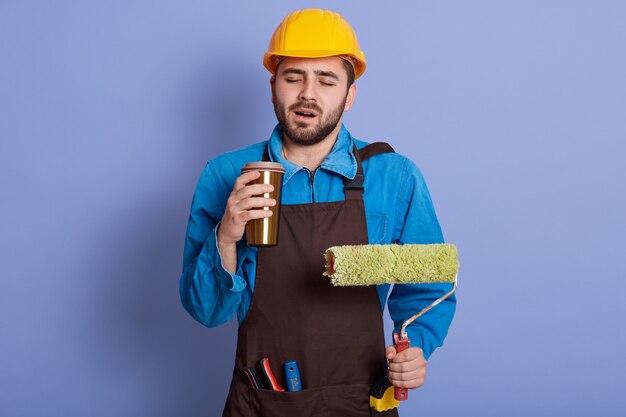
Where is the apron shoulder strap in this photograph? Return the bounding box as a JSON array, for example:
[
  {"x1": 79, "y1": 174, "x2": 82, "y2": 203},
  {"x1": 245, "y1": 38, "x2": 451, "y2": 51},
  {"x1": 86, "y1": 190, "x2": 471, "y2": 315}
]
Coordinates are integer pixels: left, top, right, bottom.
[
  {"x1": 262, "y1": 145, "x2": 270, "y2": 162},
  {"x1": 344, "y1": 142, "x2": 395, "y2": 200},
  {"x1": 358, "y1": 142, "x2": 395, "y2": 161}
]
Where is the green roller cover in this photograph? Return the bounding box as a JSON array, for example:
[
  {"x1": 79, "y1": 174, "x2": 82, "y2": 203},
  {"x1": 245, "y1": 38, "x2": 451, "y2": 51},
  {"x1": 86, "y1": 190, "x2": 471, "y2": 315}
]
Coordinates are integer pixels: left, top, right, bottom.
[{"x1": 323, "y1": 244, "x2": 459, "y2": 286}]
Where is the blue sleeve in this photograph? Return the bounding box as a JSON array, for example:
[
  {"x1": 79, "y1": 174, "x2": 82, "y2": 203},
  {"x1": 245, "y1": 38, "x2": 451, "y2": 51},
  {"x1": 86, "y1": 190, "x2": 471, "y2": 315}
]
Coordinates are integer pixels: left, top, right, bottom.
[
  {"x1": 179, "y1": 161, "x2": 249, "y2": 327},
  {"x1": 387, "y1": 159, "x2": 457, "y2": 359}
]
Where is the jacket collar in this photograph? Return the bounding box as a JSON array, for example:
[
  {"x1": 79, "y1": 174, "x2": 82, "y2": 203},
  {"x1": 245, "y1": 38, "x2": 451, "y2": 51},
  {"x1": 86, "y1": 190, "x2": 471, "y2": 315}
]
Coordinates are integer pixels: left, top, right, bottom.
[{"x1": 267, "y1": 124, "x2": 358, "y2": 183}]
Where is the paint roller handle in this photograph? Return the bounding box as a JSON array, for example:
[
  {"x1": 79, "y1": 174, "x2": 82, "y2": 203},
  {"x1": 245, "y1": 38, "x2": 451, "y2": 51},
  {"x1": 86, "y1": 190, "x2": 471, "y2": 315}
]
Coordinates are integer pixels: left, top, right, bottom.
[{"x1": 393, "y1": 332, "x2": 411, "y2": 401}]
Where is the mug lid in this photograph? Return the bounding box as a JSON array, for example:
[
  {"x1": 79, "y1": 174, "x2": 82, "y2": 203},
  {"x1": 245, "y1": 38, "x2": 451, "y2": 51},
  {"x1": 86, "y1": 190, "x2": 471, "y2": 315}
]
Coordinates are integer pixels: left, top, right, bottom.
[{"x1": 241, "y1": 161, "x2": 285, "y2": 174}]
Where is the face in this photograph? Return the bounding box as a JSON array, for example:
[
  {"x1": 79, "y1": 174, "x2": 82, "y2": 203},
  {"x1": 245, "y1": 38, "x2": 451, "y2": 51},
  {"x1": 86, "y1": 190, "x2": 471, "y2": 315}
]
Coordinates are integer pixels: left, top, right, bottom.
[{"x1": 271, "y1": 57, "x2": 356, "y2": 146}]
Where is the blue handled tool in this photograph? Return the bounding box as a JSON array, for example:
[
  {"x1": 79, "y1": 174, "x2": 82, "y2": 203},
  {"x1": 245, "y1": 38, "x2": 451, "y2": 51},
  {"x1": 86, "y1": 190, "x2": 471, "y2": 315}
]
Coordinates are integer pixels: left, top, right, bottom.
[{"x1": 283, "y1": 361, "x2": 302, "y2": 391}]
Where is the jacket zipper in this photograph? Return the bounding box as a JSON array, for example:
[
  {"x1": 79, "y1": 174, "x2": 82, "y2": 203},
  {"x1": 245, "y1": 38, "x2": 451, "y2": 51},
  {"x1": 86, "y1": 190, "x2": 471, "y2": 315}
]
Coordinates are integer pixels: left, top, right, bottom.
[{"x1": 304, "y1": 167, "x2": 318, "y2": 202}]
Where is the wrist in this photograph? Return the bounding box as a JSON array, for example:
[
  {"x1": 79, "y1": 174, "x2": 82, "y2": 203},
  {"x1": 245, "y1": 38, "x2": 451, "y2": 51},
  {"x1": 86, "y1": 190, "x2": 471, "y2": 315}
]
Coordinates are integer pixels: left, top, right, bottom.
[
  {"x1": 216, "y1": 223, "x2": 237, "y2": 247},
  {"x1": 218, "y1": 240, "x2": 237, "y2": 253},
  {"x1": 216, "y1": 236, "x2": 238, "y2": 276},
  {"x1": 217, "y1": 236, "x2": 237, "y2": 252}
]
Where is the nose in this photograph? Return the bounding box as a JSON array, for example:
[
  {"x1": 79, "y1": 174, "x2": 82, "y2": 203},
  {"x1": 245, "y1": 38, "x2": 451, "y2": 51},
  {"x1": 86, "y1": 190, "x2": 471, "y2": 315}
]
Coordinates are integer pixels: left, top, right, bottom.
[{"x1": 298, "y1": 78, "x2": 316, "y2": 102}]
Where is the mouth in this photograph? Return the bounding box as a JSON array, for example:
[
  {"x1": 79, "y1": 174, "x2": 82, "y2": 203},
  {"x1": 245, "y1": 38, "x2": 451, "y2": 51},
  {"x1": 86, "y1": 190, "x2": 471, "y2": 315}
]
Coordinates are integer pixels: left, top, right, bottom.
[{"x1": 292, "y1": 108, "x2": 318, "y2": 120}]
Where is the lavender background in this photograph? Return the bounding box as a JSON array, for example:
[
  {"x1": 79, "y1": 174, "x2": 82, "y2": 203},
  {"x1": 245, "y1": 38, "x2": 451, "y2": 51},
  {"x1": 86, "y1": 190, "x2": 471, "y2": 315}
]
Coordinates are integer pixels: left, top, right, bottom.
[{"x1": 1, "y1": 1, "x2": 625, "y2": 416}]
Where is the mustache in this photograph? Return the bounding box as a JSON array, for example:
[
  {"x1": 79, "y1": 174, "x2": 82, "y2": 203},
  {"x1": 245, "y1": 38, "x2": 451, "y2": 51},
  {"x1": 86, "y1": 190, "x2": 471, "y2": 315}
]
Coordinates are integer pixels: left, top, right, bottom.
[{"x1": 288, "y1": 102, "x2": 322, "y2": 114}]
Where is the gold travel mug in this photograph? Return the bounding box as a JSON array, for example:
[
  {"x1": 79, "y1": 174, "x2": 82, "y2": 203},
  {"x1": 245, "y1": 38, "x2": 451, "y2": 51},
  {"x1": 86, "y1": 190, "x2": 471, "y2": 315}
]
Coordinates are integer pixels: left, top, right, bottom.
[{"x1": 241, "y1": 162, "x2": 285, "y2": 246}]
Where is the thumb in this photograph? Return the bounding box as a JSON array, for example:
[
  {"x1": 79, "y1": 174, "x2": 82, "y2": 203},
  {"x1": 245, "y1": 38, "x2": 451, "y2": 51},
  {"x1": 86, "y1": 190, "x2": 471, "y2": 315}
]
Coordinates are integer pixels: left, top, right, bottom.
[{"x1": 385, "y1": 345, "x2": 397, "y2": 360}]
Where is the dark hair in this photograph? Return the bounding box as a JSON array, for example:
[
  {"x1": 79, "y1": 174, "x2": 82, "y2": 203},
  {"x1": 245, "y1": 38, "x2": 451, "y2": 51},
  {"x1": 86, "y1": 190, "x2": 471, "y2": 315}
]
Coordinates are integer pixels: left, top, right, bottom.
[{"x1": 341, "y1": 58, "x2": 355, "y2": 88}]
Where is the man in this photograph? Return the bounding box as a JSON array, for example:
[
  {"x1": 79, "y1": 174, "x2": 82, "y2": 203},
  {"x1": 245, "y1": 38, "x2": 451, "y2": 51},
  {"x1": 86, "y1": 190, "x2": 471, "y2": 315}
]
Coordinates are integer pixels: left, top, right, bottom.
[{"x1": 180, "y1": 9, "x2": 455, "y2": 416}]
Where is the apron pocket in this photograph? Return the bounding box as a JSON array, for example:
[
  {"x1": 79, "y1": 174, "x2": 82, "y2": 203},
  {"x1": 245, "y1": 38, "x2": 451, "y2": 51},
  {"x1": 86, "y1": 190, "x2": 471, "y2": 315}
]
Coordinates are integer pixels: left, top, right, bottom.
[{"x1": 247, "y1": 383, "x2": 374, "y2": 417}]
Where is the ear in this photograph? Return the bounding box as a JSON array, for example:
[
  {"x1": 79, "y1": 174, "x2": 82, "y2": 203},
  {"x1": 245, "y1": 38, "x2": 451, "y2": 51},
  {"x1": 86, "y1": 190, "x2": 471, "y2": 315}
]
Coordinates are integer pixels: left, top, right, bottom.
[
  {"x1": 270, "y1": 76, "x2": 276, "y2": 104},
  {"x1": 343, "y1": 83, "x2": 357, "y2": 112}
]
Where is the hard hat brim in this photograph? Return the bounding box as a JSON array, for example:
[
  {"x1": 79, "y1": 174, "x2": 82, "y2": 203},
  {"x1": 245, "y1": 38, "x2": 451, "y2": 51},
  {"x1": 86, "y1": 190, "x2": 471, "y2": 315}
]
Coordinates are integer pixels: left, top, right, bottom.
[{"x1": 264, "y1": 51, "x2": 366, "y2": 79}]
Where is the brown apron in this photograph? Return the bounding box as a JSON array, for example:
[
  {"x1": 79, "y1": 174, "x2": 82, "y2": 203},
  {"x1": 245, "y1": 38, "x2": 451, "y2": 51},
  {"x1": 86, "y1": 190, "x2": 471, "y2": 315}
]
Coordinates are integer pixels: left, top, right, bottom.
[{"x1": 223, "y1": 143, "x2": 399, "y2": 417}]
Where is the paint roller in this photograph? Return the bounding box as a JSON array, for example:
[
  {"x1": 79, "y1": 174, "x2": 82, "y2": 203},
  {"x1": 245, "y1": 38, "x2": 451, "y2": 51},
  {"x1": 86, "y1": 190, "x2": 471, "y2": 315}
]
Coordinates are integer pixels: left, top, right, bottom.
[{"x1": 323, "y1": 243, "x2": 458, "y2": 409}]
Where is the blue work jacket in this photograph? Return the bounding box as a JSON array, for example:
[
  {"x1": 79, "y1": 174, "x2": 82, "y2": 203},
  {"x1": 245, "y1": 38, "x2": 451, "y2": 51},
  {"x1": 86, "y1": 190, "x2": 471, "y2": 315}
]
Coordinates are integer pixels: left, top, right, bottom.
[{"x1": 180, "y1": 124, "x2": 456, "y2": 359}]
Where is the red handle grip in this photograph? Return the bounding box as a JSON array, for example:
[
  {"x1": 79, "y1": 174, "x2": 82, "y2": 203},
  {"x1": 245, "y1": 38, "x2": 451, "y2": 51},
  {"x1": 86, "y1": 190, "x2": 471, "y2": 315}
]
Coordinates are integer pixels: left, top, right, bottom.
[{"x1": 393, "y1": 333, "x2": 410, "y2": 401}]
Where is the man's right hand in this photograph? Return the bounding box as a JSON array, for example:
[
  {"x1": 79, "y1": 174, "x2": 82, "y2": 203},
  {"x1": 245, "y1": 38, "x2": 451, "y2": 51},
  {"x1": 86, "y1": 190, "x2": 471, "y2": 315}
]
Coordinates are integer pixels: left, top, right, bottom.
[{"x1": 217, "y1": 171, "x2": 276, "y2": 273}]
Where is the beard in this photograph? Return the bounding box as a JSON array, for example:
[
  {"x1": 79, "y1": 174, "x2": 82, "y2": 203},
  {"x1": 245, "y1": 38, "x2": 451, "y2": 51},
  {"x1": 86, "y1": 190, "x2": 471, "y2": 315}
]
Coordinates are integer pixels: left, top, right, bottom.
[{"x1": 273, "y1": 97, "x2": 345, "y2": 146}]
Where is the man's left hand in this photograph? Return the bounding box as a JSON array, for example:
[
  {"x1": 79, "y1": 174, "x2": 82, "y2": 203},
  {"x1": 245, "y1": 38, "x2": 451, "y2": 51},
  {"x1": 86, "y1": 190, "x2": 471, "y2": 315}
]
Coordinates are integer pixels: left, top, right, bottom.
[{"x1": 386, "y1": 345, "x2": 427, "y2": 389}]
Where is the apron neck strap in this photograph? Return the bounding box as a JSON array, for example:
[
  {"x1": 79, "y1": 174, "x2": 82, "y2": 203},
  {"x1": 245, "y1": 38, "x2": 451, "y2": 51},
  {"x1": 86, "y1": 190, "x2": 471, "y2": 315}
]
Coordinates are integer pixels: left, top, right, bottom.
[
  {"x1": 343, "y1": 146, "x2": 365, "y2": 200},
  {"x1": 344, "y1": 142, "x2": 396, "y2": 200}
]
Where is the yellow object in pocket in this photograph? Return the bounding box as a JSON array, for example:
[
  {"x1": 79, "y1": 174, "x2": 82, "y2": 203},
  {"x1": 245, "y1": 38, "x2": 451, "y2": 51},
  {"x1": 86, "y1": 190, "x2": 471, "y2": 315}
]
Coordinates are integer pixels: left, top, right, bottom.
[{"x1": 369, "y1": 378, "x2": 400, "y2": 412}]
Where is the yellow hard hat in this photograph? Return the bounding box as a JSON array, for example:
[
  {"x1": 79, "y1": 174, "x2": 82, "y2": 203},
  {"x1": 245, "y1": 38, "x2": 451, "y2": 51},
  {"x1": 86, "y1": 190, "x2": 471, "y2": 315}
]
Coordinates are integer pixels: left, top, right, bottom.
[{"x1": 264, "y1": 9, "x2": 367, "y2": 79}]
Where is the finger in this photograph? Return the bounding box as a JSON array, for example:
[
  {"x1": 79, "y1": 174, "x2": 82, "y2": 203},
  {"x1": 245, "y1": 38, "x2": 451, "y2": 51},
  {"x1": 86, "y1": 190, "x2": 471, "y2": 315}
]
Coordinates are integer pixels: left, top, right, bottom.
[
  {"x1": 236, "y1": 197, "x2": 276, "y2": 211},
  {"x1": 385, "y1": 346, "x2": 396, "y2": 360},
  {"x1": 389, "y1": 352, "x2": 427, "y2": 367},
  {"x1": 388, "y1": 375, "x2": 425, "y2": 389},
  {"x1": 388, "y1": 359, "x2": 426, "y2": 373},
  {"x1": 389, "y1": 347, "x2": 424, "y2": 363},
  {"x1": 233, "y1": 171, "x2": 261, "y2": 192},
  {"x1": 235, "y1": 209, "x2": 273, "y2": 223},
  {"x1": 389, "y1": 366, "x2": 426, "y2": 380},
  {"x1": 233, "y1": 183, "x2": 275, "y2": 201},
  {"x1": 388, "y1": 368, "x2": 425, "y2": 382}
]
